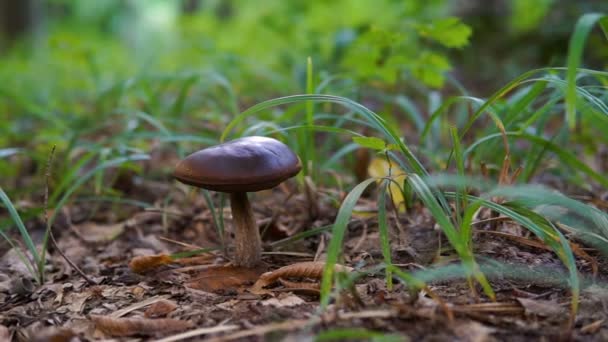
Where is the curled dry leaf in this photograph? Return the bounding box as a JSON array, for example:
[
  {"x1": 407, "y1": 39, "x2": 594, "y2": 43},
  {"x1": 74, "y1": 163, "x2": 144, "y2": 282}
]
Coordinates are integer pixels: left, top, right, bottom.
[
  {"x1": 516, "y1": 298, "x2": 565, "y2": 317},
  {"x1": 278, "y1": 278, "x2": 321, "y2": 295},
  {"x1": 251, "y1": 261, "x2": 352, "y2": 294},
  {"x1": 91, "y1": 315, "x2": 193, "y2": 337},
  {"x1": 186, "y1": 265, "x2": 265, "y2": 293},
  {"x1": 128, "y1": 254, "x2": 174, "y2": 274},
  {"x1": 279, "y1": 278, "x2": 320, "y2": 290}
]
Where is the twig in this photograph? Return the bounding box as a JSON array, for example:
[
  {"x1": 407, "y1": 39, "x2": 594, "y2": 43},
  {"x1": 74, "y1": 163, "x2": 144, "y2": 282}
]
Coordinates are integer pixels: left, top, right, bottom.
[
  {"x1": 44, "y1": 146, "x2": 97, "y2": 286},
  {"x1": 206, "y1": 309, "x2": 400, "y2": 342},
  {"x1": 111, "y1": 295, "x2": 171, "y2": 318},
  {"x1": 152, "y1": 324, "x2": 239, "y2": 342}
]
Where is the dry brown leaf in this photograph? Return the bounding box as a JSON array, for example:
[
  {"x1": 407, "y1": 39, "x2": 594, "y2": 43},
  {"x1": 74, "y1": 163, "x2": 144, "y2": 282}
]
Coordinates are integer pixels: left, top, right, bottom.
[
  {"x1": 73, "y1": 222, "x2": 124, "y2": 243},
  {"x1": 91, "y1": 315, "x2": 192, "y2": 337},
  {"x1": 516, "y1": 298, "x2": 565, "y2": 317},
  {"x1": 144, "y1": 299, "x2": 178, "y2": 318},
  {"x1": 452, "y1": 320, "x2": 495, "y2": 342},
  {"x1": 186, "y1": 265, "x2": 265, "y2": 293},
  {"x1": 251, "y1": 261, "x2": 352, "y2": 294},
  {"x1": 129, "y1": 254, "x2": 174, "y2": 274},
  {"x1": 580, "y1": 319, "x2": 605, "y2": 334},
  {"x1": 0, "y1": 325, "x2": 9, "y2": 341},
  {"x1": 29, "y1": 326, "x2": 76, "y2": 342},
  {"x1": 278, "y1": 278, "x2": 320, "y2": 291},
  {"x1": 174, "y1": 254, "x2": 216, "y2": 266},
  {"x1": 64, "y1": 290, "x2": 94, "y2": 313},
  {"x1": 261, "y1": 294, "x2": 306, "y2": 308}
]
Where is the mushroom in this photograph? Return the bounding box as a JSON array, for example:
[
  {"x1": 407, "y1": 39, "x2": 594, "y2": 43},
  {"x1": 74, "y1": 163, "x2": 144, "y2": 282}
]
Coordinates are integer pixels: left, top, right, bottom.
[{"x1": 173, "y1": 136, "x2": 301, "y2": 267}]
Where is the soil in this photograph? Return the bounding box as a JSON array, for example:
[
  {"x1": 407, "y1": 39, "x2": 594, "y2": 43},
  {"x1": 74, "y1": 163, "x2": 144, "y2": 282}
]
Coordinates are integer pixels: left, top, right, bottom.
[{"x1": 1, "y1": 166, "x2": 607, "y2": 341}]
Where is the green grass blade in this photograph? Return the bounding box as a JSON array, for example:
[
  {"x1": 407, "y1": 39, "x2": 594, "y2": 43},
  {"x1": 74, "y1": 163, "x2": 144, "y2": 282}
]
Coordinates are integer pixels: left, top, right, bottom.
[
  {"x1": 408, "y1": 174, "x2": 495, "y2": 299},
  {"x1": 0, "y1": 230, "x2": 38, "y2": 281},
  {"x1": 464, "y1": 131, "x2": 608, "y2": 188},
  {"x1": 320, "y1": 178, "x2": 377, "y2": 307},
  {"x1": 0, "y1": 188, "x2": 42, "y2": 282},
  {"x1": 316, "y1": 328, "x2": 402, "y2": 342},
  {"x1": 449, "y1": 126, "x2": 466, "y2": 226},
  {"x1": 306, "y1": 56, "x2": 317, "y2": 180},
  {"x1": 49, "y1": 154, "x2": 150, "y2": 227},
  {"x1": 566, "y1": 13, "x2": 607, "y2": 129}
]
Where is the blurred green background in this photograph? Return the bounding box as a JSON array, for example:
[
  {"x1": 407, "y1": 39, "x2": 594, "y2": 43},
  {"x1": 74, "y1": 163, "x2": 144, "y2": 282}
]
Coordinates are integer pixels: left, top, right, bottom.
[
  {"x1": 0, "y1": 0, "x2": 607, "y2": 183},
  {"x1": 2, "y1": 0, "x2": 606, "y2": 96}
]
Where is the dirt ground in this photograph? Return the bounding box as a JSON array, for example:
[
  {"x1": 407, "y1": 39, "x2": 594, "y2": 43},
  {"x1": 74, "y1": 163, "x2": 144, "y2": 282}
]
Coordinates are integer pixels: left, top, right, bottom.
[{"x1": 1, "y1": 171, "x2": 608, "y2": 341}]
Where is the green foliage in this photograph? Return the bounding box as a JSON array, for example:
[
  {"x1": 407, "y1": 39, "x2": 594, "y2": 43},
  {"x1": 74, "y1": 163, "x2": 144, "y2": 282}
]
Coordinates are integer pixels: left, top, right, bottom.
[
  {"x1": 341, "y1": 15, "x2": 470, "y2": 87},
  {"x1": 417, "y1": 17, "x2": 472, "y2": 48},
  {"x1": 510, "y1": 0, "x2": 555, "y2": 33}
]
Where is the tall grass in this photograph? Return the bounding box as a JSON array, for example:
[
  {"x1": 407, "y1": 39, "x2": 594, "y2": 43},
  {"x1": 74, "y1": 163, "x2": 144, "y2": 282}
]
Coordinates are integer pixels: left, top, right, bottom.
[{"x1": 218, "y1": 13, "x2": 607, "y2": 323}]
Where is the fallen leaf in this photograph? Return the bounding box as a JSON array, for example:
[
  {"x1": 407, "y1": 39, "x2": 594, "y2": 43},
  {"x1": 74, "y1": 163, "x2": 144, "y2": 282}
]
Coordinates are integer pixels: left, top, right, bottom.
[
  {"x1": 129, "y1": 254, "x2": 174, "y2": 274},
  {"x1": 452, "y1": 320, "x2": 495, "y2": 342},
  {"x1": 73, "y1": 222, "x2": 124, "y2": 243},
  {"x1": 1, "y1": 248, "x2": 34, "y2": 279},
  {"x1": 516, "y1": 298, "x2": 565, "y2": 317},
  {"x1": 64, "y1": 290, "x2": 94, "y2": 313},
  {"x1": 29, "y1": 326, "x2": 76, "y2": 342},
  {"x1": 368, "y1": 157, "x2": 407, "y2": 212},
  {"x1": 251, "y1": 261, "x2": 352, "y2": 294},
  {"x1": 261, "y1": 293, "x2": 306, "y2": 308},
  {"x1": 144, "y1": 299, "x2": 178, "y2": 318},
  {"x1": 91, "y1": 315, "x2": 192, "y2": 337},
  {"x1": 581, "y1": 319, "x2": 605, "y2": 334},
  {"x1": 279, "y1": 278, "x2": 320, "y2": 292},
  {"x1": 186, "y1": 265, "x2": 265, "y2": 293},
  {"x1": 216, "y1": 299, "x2": 240, "y2": 311},
  {"x1": 0, "y1": 325, "x2": 9, "y2": 341}
]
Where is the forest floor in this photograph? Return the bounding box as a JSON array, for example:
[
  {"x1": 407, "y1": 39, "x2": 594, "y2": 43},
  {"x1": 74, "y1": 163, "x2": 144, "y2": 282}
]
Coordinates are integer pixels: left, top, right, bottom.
[{"x1": 1, "y1": 165, "x2": 608, "y2": 342}]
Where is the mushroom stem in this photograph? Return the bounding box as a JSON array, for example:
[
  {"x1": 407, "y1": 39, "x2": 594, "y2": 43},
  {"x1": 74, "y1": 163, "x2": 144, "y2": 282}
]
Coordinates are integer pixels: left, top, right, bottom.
[{"x1": 229, "y1": 192, "x2": 262, "y2": 267}]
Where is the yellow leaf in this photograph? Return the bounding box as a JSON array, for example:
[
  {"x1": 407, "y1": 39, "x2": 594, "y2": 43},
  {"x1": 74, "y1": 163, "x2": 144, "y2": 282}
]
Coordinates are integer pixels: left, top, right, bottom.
[{"x1": 367, "y1": 157, "x2": 407, "y2": 212}]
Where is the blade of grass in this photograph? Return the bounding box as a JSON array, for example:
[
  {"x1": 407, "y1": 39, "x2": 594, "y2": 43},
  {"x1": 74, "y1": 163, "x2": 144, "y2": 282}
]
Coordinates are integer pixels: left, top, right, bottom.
[
  {"x1": 305, "y1": 56, "x2": 317, "y2": 180},
  {"x1": 449, "y1": 126, "x2": 466, "y2": 226},
  {"x1": 0, "y1": 229, "x2": 38, "y2": 283},
  {"x1": 0, "y1": 188, "x2": 42, "y2": 282},
  {"x1": 320, "y1": 178, "x2": 377, "y2": 307},
  {"x1": 566, "y1": 13, "x2": 607, "y2": 129},
  {"x1": 464, "y1": 131, "x2": 608, "y2": 188},
  {"x1": 408, "y1": 174, "x2": 495, "y2": 300},
  {"x1": 270, "y1": 224, "x2": 333, "y2": 249},
  {"x1": 48, "y1": 154, "x2": 150, "y2": 228}
]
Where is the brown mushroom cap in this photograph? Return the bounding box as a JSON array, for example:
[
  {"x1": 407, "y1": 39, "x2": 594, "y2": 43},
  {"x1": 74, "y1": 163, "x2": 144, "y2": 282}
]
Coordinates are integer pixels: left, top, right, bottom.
[{"x1": 173, "y1": 136, "x2": 302, "y2": 192}]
